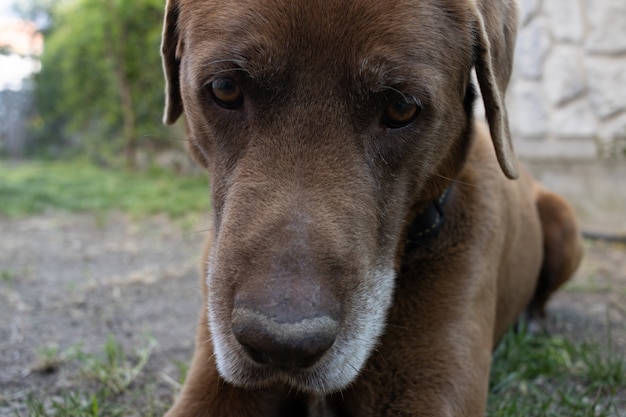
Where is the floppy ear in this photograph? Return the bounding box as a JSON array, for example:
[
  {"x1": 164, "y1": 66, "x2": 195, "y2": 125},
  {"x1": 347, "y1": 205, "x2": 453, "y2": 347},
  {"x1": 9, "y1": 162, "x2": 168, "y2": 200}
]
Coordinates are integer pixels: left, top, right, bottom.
[
  {"x1": 472, "y1": 0, "x2": 519, "y2": 179},
  {"x1": 161, "y1": 0, "x2": 183, "y2": 125}
]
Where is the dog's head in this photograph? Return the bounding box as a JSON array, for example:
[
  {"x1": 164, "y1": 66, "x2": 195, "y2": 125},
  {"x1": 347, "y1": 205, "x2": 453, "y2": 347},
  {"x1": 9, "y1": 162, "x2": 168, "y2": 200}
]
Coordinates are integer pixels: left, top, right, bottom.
[{"x1": 162, "y1": 0, "x2": 518, "y2": 394}]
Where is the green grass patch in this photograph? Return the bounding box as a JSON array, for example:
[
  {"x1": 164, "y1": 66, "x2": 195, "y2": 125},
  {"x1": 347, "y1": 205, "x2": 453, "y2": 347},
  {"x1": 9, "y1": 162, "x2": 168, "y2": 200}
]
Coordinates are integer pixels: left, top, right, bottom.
[
  {"x1": 75, "y1": 335, "x2": 157, "y2": 396},
  {"x1": 9, "y1": 329, "x2": 626, "y2": 416},
  {"x1": 17, "y1": 336, "x2": 161, "y2": 417},
  {"x1": 0, "y1": 269, "x2": 19, "y2": 283},
  {"x1": 0, "y1": 161, "x2": 209, "y2": 218},
  {"x1": 488, "y1": 325, "x2": 626, "y2": 416}
]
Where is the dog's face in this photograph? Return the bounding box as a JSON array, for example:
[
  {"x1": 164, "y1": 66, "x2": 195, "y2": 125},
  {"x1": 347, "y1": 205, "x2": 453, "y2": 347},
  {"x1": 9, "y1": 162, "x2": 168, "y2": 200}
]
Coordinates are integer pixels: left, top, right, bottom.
[{"x1": 162, "y1": 0, "x2": 518, "y2": 394}]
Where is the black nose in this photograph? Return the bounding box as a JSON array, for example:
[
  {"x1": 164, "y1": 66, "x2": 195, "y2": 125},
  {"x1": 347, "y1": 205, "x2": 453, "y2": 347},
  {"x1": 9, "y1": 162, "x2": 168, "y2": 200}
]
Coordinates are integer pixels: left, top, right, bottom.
[{"x1": 231, "y1": 308, "x2": 339, "y2": 368}]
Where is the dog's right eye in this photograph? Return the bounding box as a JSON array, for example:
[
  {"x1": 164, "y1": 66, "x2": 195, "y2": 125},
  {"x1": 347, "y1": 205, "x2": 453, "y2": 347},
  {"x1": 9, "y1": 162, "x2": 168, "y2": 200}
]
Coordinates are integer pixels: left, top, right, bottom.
[
  {"x1": 209, "y1": 78, "x2": 244, "y2": 109},
  {"x1": 382, "y1": 96, "x2": 421, "y2": 129}
]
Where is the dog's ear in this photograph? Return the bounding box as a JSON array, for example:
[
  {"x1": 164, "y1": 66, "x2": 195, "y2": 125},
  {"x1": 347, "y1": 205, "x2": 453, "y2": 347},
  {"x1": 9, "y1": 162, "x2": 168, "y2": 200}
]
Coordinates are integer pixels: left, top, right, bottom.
[
  {"x1": 161, "y1": 0, "x2": 183, "y2": 125},
  {"x1": 472, "y1": 0, "x2": 519, "y2": 179}
]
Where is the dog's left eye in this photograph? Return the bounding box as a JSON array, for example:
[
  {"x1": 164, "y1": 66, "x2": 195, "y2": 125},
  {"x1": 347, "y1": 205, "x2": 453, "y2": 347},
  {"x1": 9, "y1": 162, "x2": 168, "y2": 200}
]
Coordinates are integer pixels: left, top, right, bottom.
[
  {"x1": 209, "y1": 78, "x2": 244, "y2": 109},
  {"x1": 382, "y1": 97, "x2": 421, "y2": 129}
]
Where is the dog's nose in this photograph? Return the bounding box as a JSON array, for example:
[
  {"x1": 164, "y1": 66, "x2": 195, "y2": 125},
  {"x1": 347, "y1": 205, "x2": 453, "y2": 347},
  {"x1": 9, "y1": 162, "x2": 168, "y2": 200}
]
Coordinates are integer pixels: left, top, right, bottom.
[{"x1": 231, "y1": 307, "x2": 339, "y2": 368}]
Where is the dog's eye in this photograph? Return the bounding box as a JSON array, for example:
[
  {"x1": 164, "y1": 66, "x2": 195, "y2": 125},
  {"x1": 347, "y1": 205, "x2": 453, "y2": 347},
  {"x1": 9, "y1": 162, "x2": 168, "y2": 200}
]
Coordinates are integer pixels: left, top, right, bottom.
[
  {"x1": 210, "y1": 78, "x2": 244, "y2": 109},
  {"x1": 382, "y1": 97, "x2": 421, "y2": 128}
]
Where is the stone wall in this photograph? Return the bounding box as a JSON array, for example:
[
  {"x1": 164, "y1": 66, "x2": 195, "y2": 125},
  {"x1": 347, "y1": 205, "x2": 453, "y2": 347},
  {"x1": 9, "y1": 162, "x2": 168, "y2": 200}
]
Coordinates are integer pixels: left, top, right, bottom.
[{"x1": 508, "y1": 0, "x2": 626, "y2": 159}]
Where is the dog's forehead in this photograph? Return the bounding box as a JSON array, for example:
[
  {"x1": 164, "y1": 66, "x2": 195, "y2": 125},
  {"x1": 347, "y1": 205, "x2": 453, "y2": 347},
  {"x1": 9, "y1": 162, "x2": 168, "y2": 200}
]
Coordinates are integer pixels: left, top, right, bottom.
[{"x1": 178, "y1": 0, "x2": 475, "y2": 87}]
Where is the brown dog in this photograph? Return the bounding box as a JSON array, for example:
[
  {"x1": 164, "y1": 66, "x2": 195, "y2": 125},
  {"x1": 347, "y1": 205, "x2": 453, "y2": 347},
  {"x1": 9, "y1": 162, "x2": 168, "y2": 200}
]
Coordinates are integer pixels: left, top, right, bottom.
[{"x1": 161, "y1": 0, "x2": 583, "y2": 415}]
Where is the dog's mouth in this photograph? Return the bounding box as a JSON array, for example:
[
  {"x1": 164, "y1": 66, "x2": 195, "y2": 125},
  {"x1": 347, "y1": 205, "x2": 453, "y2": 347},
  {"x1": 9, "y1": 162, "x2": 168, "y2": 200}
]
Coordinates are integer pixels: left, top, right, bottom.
[
  {"x1": 219, "y1": 337, "x2": 356, "y2": 394},
  {"x1": 208, "y1": 265, "x2": 397, "y2": 394}
]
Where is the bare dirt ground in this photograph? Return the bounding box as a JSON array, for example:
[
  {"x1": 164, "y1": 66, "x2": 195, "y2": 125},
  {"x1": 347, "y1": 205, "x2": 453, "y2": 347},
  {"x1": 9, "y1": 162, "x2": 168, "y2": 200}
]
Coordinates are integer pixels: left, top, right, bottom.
[
  {"x1": 0, "y1": 161, "x2": 625, "y2": 416},
  {"x1": 0, "y1": 212, "x2": 208, "y2": 416}
]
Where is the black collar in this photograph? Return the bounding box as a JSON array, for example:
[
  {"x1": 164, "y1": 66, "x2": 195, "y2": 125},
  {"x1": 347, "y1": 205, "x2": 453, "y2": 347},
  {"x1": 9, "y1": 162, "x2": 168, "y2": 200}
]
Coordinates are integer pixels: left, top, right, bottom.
[{"x1": 405, "y1": 187, "x2": 451, "y2": 251}]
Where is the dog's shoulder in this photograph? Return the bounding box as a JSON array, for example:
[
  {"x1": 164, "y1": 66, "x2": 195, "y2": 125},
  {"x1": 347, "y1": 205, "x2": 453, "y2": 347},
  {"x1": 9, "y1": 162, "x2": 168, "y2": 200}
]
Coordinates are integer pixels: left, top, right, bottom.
[{"x1": 448, "y1": 121, "x2": 540, "y2": 242}]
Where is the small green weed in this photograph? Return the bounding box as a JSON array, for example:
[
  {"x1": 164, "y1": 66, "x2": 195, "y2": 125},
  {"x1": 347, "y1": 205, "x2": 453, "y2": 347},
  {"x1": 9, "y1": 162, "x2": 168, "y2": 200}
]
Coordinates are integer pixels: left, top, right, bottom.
[
  {"x1": 0, "y1": 270, "x2": 17, "y2": 283},
  {"x1": 75, "y1": 335, "x2": 157, "y2": 395},
  {"x1": 21, "y1": 390, "x2": 125, "y2": 417},
  {"x1": 32, "y1": 345, "x2": 64, "y2": 374},
  {"x1": 172, "y1": 359, "x2": 189, "y2": 386}
]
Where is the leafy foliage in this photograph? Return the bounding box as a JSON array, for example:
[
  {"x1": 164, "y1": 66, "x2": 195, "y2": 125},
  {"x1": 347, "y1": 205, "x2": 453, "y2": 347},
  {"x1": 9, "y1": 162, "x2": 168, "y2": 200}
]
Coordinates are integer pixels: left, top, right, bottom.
[{"x1": 32, "y1": 0, "x2": 171, "y2": 165}]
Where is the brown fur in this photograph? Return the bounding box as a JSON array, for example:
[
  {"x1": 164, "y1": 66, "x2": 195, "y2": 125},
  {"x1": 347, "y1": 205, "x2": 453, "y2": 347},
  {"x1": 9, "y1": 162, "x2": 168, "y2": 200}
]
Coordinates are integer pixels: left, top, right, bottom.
[{"x1": 160, "y1": 0, "x2": 583, "y2": 415}]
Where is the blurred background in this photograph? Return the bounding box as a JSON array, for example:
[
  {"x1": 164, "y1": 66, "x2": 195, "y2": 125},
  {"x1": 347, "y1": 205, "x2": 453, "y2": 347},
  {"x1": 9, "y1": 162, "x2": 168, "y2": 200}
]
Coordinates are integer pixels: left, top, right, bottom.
[
  {"x1": 0, "y1": 0, "x2": 625, "y2": 416},
  {"x1": 506, "y1": 0, "x2": 626, "y2": 237},
  {"x1": 0, "y1": 0, "x2": 190, "y2": 170},
  {"x1": 1, "y1": 0, "x2": 625, "y2": 229}
]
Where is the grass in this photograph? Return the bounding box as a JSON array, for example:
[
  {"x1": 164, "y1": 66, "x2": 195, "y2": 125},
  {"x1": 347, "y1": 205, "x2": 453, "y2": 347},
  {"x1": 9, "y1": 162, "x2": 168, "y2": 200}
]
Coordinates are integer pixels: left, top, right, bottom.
[
  {"x1": 31, "y1": 345, "x2": 64, "y2": 374},
  {"x1": 16, "y1": 336, "x2": 163, "y2": 417},
  {"x1": 487, "y1": 324, "x2": 626, "y2": 416},
  {"x1": 0, "y1": 269, "x2": 19, "y2": 283},
  {"x1": 10, "y1": 328, "x2": 624, "y2": 416},
  {"x1": 0, "y1": 160, "x2": 210, "y2": 218},
  {"x1": 74, "y1": 335, "x2": 157, "y2": 395}
]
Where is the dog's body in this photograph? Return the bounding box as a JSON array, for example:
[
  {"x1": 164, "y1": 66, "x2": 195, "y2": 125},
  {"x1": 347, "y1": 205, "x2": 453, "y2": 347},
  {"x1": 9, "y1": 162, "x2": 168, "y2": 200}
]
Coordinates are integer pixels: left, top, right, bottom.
[{"x1": 161, "y1": 0, "x2": 583, "y2": 415}]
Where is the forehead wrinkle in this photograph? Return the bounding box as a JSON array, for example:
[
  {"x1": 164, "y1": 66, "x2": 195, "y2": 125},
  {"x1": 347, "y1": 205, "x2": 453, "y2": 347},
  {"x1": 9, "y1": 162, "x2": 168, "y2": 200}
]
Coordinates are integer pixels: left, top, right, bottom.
[
  {"x1": 356, "y1": 56, "x2": 410, "y2": 94},
  {"x1": 353, "y1": 55, "x2": 440, "y2": 103},
  {"x1": 192, "y1": 41, "x2": 285, "y2": 84},
  {"x1": 237, "y1": 46, "x2": 285, "y2": 82}
]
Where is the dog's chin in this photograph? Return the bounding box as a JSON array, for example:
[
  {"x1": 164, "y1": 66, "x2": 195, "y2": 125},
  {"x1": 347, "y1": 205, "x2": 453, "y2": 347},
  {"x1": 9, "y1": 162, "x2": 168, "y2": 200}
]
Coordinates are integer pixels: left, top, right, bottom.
[
  {"x1": 208, "y1": 266, "x2": 396, "y2": 395},
  {"x1": 212, "y1": 341, "x2": 364, "y2": 394}
]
